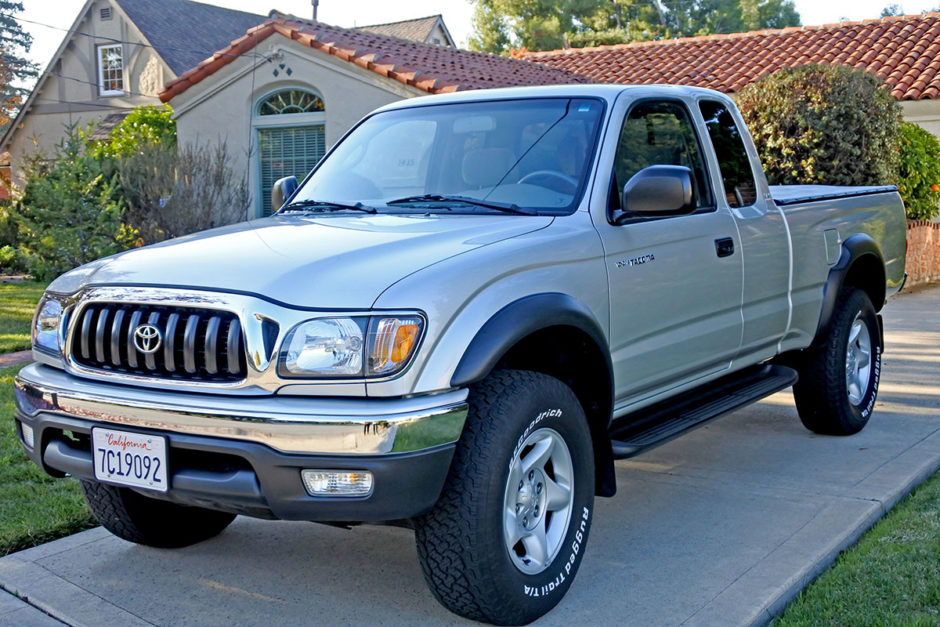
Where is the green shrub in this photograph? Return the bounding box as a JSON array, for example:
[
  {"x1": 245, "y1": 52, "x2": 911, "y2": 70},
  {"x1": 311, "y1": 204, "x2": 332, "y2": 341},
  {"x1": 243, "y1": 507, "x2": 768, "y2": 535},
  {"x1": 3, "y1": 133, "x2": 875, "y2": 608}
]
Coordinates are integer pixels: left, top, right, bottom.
[
  {"x1": 14, "y1": 126, "x2": 136, "y2": 281},
  {"x1": 118, "y1": 141, "x2": 249, "y2": 243},
  {"x1": 736, "y1": 65, "x2": 902, "y2": 187},
  {"x1": 0, "y1": 202, "x2": 27, "y2": 274},
  {"x1": 0, "y1": 202, "x2": 14, "y2": 243},
  {"x1": 897, "y1": 122, "x2": 940, "y2": 221},
  {"x1": 86, "y1": 103, "x2": 176, "y2": 161},
  {"x1": 0, "y1": 245, "x2": 23, "y2": 273}
]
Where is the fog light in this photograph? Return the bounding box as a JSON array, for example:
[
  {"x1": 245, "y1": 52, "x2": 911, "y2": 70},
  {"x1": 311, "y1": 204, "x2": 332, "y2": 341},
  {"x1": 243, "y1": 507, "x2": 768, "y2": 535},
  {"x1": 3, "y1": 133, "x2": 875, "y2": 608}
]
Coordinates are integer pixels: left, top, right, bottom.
[
  {"x1": 20, "y1": 422, "x2": 35, "y2": 448},
  {"x1": 301, "y1": 470, "x2": 374, "y2": 497}
]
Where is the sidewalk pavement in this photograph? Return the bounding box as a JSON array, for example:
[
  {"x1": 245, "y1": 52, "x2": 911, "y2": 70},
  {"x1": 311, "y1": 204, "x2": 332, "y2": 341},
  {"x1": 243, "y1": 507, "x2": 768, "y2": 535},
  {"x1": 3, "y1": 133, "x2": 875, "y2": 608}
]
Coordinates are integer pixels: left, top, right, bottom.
[
  {"x1": 0, "y1": 285, "x2": 938, "y2": 626},
  {"x1": 0, "y1": 351, "x2": 31, "y2": 369}
]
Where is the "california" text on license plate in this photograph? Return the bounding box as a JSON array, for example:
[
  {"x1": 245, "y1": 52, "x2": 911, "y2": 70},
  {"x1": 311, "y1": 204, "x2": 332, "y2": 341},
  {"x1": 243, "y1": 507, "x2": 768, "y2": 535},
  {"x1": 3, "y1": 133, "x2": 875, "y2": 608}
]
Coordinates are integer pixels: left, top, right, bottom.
[{"x1": 91, "y1": 428, "x2": 168, "y2": 492}]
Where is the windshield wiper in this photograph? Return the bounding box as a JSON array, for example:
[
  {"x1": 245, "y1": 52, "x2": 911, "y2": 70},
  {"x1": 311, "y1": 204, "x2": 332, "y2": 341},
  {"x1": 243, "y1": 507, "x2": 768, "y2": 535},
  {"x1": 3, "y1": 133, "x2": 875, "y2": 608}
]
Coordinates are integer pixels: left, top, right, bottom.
[
  {"x1": 281, "y1": 199, "x2": 377, "y2": 214},
  {"x1": 386, "y1": 194, "x2": 534, "y2": 215}
]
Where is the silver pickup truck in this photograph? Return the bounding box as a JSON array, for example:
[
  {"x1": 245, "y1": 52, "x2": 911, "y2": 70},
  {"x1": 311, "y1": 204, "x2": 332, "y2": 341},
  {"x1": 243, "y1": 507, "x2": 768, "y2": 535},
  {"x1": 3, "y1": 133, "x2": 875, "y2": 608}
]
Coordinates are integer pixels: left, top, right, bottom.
[{"x1": 15, "y1": 85, "x2": 906, "y2": 624}]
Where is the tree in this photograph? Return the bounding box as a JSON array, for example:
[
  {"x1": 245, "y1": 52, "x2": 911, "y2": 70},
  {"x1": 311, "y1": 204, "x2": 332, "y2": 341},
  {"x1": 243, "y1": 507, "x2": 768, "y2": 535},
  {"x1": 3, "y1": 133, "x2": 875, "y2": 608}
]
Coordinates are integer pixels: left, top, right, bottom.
[
  {"x1": 468, "y1": 0, "x2": 801, "y2": 53},
  {"x1": 880, "y1": 4, "x2": 903, "y2": 17},
  {"x1": 653, "y1": 0, "x2": 801, "y2": 38},
  {"x1": 0, "y1": 0, "x2": 38, "y2": 129},
  {"x1": 735, "y1": 65, "x2": 902, "y2": 188},
  {"x1": 14, "y1": 126, "x2": 136, "y2": 280}
]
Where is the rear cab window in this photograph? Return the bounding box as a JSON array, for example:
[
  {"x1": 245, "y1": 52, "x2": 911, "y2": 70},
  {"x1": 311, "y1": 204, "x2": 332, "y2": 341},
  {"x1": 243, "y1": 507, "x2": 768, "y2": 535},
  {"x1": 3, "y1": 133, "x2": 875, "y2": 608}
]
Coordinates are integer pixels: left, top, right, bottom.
[{"x1": 699, "y1": 100, "x2": 758, "y2": 208}]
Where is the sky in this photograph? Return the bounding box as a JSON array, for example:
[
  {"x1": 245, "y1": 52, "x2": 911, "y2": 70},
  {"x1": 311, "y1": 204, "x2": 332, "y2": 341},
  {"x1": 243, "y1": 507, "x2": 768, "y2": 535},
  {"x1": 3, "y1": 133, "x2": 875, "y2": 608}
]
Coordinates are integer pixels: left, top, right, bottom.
[{"x1": 13, "y1": 0, "x2": 940, "y2": 90}]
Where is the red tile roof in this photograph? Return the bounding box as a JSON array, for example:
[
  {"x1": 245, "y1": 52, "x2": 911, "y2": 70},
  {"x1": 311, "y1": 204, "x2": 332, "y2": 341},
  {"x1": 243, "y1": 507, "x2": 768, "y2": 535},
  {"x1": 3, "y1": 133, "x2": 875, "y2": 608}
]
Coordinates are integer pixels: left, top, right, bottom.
[
  {"x1": 521, "y1": 13, "x2": 940, "y2": 100},
  {"x1": 160, "y1": 17, "x2": 585, "y2": 102}
]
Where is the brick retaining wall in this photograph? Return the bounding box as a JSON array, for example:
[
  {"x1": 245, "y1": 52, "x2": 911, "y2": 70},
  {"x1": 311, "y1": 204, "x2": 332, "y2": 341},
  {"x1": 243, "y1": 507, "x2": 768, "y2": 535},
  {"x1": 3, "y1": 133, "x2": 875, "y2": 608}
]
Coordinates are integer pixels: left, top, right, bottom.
[{"x1": 906, "y1": 221, "x2": 940, "y2": 286}]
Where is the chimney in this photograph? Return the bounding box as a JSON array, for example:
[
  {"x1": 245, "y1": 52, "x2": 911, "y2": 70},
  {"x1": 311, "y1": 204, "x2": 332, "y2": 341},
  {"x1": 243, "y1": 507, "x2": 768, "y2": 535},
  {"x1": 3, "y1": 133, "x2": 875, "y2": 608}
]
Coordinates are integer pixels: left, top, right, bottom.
[{"x1": 312, "y1": 0, "x2": 319, "y2": 21}]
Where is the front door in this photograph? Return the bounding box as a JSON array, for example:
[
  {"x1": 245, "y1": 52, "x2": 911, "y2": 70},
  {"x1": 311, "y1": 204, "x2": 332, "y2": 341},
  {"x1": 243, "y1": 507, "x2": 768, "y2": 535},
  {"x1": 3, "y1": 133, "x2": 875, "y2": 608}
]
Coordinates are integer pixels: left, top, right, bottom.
[{"x1": 594, "y1": 99, "x2": 744, "y2": 406}]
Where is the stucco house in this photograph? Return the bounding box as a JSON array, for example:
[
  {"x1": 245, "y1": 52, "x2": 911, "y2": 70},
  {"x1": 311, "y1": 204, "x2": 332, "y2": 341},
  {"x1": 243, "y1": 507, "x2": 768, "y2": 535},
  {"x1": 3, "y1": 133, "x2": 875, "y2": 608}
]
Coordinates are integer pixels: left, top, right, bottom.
[
  {"x1": 0, "y1": 0, "x2": 268, "y2": 189},
  {"x1": 1, "y1": 1, "x2": 463, "y2": 199},
  {"x1": 521, "y1": 13, "x2": 940, "y2": 139},
  {"x1": 158, "y1": 16, "x2": 584, "y2": 216}
]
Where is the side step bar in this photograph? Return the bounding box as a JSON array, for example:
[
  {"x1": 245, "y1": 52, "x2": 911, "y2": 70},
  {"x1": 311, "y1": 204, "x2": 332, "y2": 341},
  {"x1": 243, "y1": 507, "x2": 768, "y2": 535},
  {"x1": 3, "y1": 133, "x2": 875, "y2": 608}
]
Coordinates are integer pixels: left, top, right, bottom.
[{"x1": 608, "y1": 364, "x2": 798, "y2": 460}]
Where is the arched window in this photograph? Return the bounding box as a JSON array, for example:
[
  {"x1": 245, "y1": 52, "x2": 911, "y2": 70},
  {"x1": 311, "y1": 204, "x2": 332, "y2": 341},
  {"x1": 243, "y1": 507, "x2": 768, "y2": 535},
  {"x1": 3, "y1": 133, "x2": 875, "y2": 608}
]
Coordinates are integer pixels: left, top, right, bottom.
[
  {"x1": 258, "y1": 89, "x2": 325, "y2": 116},
  {"x1": 254, "y1": 88, "x2": 326, "y2": 216}
]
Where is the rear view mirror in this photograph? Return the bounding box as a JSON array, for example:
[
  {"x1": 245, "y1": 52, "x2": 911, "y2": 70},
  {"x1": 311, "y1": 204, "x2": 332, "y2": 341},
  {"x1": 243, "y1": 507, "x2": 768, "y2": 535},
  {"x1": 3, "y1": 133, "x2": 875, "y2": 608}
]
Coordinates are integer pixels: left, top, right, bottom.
[
  {"x1": 271, "y1": 176, "x2": 299, "y2": 212},
  {"x1": 614, "y1": 165, "x2": 694, "y2": 224}
]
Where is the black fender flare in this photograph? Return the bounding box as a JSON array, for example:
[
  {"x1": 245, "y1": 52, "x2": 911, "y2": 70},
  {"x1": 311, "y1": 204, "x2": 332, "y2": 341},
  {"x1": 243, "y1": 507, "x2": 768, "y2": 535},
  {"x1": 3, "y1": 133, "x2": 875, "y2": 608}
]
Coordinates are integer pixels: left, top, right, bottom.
[
  {"x1": 451, "y1": 293, "x2": 611, "y2": 388},
  {"x1": 814, "y1": 233, "x2": 884, "y2": 346},
  {"x1": 450, "y1": 293, "x2": 617, "y2": 497}
]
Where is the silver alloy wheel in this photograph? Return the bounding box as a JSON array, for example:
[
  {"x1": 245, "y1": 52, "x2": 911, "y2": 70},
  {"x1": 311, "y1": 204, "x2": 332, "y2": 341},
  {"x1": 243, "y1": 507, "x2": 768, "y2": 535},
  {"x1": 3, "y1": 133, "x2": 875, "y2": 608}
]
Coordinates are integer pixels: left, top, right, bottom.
[
  {"x1": 503, "y1": 427, "x2": 574, "y2": 575},
  {"x1": 845, "y1": 312, "x2": 873, "y2": 406}
]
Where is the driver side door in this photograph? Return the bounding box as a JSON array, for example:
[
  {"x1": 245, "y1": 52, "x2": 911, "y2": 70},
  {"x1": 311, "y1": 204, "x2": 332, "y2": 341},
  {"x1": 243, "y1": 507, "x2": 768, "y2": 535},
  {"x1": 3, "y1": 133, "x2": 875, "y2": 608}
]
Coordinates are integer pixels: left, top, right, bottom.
[{"x1": 594, "y1": 98, "x2": 744, "y2": 406}]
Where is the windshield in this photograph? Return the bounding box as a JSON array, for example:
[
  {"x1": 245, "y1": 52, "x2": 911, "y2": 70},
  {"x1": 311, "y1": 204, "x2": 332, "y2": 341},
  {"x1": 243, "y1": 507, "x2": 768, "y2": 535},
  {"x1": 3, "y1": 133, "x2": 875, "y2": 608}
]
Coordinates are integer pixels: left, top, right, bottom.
[{"x1": 288, "y1": 98, "x2": 604, "y2": 216}]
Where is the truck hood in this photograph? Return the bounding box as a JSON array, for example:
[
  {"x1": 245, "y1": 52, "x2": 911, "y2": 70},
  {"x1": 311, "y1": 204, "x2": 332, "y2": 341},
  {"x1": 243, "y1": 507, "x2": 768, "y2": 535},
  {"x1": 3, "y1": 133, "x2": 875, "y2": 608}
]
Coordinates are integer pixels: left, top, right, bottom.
[{"x1": 49, "y1": 214, "x2": 553, "y2": 308}]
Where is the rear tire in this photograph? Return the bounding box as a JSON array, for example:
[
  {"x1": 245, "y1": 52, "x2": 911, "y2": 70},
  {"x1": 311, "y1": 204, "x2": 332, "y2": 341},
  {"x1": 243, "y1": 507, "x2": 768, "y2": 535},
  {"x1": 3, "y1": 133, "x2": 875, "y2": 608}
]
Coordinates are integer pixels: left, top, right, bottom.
[
  {"x1": 793, "y1": 288, "x2": 882, "y2": 435},
  {"x1": 81, "y1": 480, "x2": 236, "y2": 548},
  {"x1": 414, "y1": 370, "x2": 594, "y2": 625}
]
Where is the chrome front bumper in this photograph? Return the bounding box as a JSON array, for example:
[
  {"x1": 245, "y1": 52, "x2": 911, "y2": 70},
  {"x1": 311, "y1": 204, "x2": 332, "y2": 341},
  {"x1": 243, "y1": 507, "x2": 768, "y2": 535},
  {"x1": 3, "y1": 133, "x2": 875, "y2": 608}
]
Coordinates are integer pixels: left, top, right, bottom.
[{"x1": 14, "y1": 363, "x2": 468, "y2": 456}]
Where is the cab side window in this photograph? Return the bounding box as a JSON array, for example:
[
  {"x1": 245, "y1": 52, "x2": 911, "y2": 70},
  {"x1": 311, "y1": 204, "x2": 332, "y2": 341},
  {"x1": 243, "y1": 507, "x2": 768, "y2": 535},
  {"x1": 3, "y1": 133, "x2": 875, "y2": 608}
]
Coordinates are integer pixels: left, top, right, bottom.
[
  {"x1": 699, "y1": 100, "x2": 758, "y2": 207},
  {"x1": 611, "y1": 100, "x2": 712, "y2": 211}
]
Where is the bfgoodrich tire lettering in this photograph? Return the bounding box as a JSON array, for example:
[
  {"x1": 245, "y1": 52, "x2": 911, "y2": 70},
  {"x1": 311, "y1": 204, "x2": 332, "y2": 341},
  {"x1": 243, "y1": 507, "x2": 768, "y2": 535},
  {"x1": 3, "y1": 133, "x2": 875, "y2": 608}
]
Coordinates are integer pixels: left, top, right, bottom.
[
  {"x1": 793, "y1": 288, "x2": 883, "y2": 435},
  {"x1": 414, "y1": 370, "x2": 594, "y2": 625},
  {"x1": 81, "y1": 480, "x2": 236, "y2": 548}
]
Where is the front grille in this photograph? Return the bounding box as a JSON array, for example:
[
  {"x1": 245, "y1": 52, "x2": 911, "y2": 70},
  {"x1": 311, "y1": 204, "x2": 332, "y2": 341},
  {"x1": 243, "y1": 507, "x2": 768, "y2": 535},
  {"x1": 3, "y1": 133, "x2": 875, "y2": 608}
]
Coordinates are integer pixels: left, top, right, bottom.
[{"x1": 70, "y1": 304, "x2": 246, "y2": 382}]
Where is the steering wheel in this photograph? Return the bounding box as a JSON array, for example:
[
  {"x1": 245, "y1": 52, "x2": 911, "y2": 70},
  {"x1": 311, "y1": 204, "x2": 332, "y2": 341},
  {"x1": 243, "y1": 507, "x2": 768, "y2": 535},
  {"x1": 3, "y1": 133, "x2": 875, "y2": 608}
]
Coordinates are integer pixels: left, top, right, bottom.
[{"x1": 518, "y1": 170, "x2": 579, "y2": 194}]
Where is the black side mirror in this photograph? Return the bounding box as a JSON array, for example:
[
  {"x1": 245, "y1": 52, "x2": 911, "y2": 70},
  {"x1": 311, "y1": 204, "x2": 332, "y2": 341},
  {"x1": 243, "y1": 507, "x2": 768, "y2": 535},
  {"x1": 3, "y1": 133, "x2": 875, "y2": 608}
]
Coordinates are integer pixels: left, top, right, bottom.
[
  {"x1": 613, "y1": 165, "x2": 695, "y2": 225},
  {"x1": 271, "y1": 176, "x2": 299, "y2": 212}
]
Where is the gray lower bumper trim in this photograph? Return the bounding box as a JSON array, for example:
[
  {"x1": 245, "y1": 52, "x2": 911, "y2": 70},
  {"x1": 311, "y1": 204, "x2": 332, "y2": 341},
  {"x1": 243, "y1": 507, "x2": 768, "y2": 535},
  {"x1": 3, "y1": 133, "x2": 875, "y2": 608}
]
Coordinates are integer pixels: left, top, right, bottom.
[{"x1": 15, "y1": 364, "x2": 468, "y2": 456}]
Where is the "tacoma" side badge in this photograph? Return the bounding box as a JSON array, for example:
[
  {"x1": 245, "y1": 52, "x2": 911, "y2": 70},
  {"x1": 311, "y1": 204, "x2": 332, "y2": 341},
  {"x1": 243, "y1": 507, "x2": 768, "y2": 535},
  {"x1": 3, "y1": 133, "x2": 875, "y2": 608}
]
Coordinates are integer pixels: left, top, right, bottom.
[{"x1": 616, "y1": 253, "x2": 655, "y2": 268}]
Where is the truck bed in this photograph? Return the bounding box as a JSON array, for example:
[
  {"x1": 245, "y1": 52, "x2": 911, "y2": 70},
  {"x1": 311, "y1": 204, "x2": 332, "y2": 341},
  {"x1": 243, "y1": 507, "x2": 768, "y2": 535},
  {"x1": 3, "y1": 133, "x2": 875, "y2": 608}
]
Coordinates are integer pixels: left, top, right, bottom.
[{"x1": 770, "y1": 184, "x2": 899, "y2": 206}]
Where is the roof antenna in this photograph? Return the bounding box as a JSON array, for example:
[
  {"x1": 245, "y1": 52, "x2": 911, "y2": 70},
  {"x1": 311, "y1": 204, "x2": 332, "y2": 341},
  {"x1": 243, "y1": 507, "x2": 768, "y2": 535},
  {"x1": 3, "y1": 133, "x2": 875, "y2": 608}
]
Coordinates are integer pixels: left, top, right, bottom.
[{"x1": 312, "y1": 0, "x2": 319, "y2": 21}]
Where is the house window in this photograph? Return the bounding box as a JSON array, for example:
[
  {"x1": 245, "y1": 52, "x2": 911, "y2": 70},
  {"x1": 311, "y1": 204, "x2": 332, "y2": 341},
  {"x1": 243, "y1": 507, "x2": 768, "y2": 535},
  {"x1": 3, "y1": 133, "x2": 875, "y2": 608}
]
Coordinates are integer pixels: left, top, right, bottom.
[
  {"x1": 97, "y1": 45, "x2": 124, "y2": 96},
  {"x1": 254, "y1": 88, "x2": 326, "y2": 216},
  {"x1": 258, "y1": 89, "x2": 324, "y2": 115}
]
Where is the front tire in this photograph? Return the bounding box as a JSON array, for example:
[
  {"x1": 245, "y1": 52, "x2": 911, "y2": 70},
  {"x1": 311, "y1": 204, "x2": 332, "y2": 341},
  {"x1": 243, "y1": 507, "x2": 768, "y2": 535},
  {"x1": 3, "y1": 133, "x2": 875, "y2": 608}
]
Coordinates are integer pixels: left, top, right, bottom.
[
  {"x1": 793, "y1": 288, "x2": 882, "y2": 435},
  {"x1": 414, "y1": 370, "x2": 595, "y2": 625},
  {"x1": 81, "y1": 480, "x2": 236, "y2": 548}
]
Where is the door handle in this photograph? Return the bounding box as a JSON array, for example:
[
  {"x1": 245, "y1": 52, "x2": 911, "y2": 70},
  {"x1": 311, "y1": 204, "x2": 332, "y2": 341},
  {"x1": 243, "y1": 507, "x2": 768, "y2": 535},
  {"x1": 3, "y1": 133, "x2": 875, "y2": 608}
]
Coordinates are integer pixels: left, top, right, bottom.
[{"x1": 715, "y1": 237, "x2": 734, "y2": 258}]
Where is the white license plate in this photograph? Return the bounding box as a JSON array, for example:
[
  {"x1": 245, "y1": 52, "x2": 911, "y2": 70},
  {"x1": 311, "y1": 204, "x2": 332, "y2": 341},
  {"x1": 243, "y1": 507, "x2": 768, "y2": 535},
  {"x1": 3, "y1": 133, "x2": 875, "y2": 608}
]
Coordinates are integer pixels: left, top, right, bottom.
[{"x1": 92, "y1": 428, "x2": 168, "y2": 492}]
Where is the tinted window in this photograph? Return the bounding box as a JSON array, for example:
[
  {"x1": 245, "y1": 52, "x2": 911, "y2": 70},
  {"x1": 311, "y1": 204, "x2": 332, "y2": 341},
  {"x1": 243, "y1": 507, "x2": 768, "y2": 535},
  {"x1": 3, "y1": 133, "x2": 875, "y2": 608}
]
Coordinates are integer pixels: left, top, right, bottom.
[
  {"x1": 612, "y1": 100, "x2": 712, "y2": 210},
  {"x1": 296, "y1": 98, "x2": 604, "y2": 215},
  {"x1": 700, "y1": 100, "x2": 757, "y2": 207}
]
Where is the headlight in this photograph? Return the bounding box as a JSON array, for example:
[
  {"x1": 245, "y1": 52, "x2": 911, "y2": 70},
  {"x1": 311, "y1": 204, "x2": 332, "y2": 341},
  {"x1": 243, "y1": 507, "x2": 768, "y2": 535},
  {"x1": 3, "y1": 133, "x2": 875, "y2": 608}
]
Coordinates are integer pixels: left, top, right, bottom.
[
  {"x1": 32, "y1": 294, "x2": 66, "y2": 355},
  {"x1": 279, "y1": 314, "x2": 424, "y2": 378},
  {"x1": 282, "y1": 317, "x2": 365, "y2": 376}
]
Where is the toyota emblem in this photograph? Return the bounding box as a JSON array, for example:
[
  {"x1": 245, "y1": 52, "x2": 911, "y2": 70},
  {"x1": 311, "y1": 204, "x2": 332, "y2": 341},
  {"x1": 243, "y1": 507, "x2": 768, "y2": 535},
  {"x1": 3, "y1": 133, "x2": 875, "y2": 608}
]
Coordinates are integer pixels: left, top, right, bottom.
[{"x1": 133, "y1": 324, "x2": 163, "y2": 354}]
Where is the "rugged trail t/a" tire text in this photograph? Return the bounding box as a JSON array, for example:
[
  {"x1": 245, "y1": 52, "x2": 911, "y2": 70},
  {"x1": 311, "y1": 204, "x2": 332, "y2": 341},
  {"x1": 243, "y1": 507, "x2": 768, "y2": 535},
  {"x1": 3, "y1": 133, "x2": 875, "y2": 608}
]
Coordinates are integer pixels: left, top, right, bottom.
[
  {"x1": 793, "y1": 287, "x2": 883, "y2": 435},
  {"x1": 414, "y1": 370, "x2": 595, "y2": 625}
]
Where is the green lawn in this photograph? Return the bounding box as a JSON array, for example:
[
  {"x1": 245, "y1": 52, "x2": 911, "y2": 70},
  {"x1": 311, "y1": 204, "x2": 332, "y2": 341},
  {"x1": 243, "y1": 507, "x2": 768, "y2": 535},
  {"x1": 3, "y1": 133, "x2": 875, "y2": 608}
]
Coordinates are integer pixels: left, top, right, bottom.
[
  {"x1": 0, "y1": 281, "x2": 45, "y2": 354},
  {"x1": 776, "y1": 471, "x2": 940, "y2": 625},
  {"x1": 0, "y1": 365, "x2": 94, "y2": 556}
]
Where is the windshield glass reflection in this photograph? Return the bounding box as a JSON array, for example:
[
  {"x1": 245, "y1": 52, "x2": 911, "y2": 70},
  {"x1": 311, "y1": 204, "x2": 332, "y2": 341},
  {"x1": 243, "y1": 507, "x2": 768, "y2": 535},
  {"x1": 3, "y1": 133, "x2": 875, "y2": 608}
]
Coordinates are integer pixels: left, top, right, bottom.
[{"x1": 290, "y1": 98, "x2": 604, "y2": 216}]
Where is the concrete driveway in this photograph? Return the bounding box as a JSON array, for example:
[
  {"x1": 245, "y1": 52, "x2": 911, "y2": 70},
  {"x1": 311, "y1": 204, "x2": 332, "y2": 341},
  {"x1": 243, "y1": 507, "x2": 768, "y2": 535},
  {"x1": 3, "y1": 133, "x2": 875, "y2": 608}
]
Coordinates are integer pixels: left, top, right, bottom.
[{"x1": 2, "y1": 285, "x2": 938, "y2": 626}]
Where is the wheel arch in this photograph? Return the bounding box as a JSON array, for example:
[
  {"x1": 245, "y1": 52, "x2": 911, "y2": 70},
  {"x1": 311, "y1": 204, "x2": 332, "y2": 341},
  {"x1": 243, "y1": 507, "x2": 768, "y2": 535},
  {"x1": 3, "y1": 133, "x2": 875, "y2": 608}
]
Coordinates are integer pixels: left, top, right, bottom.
[
  {"x1": 814, "y1": 234, "x2": 886, "y2": 346},
  {"x1": 451, "y1": 293, "x2": 616, "y2": 497}
]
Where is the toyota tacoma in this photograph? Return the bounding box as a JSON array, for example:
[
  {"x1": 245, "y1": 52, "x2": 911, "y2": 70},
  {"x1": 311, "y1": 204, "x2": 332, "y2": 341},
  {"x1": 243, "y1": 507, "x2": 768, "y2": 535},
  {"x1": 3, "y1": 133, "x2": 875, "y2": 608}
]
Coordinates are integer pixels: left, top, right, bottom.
[{"x1": 15, "y1": 85, "x2": 906, "y2": 624}]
